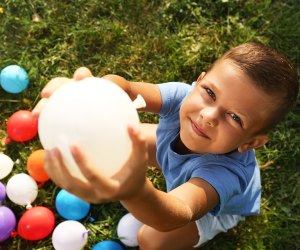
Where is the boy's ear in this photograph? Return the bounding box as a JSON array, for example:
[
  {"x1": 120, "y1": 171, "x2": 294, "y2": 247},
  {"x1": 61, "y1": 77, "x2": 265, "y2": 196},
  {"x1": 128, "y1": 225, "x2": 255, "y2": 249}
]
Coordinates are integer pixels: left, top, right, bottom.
[
  {"x1": 197, "y1": 72, "x2": 206, "y2": 82},
  {"x1": 238, "y1": 134, "x2": 269, "y2": 153}
]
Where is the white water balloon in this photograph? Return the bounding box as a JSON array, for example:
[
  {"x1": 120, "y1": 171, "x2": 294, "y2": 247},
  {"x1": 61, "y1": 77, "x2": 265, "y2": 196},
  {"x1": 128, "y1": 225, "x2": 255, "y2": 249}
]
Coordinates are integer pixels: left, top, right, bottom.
[
  {"x1": 6, "y1": 173, "x2": 38, "y2": 208},
  {"x1": 38, "y1": 77, "x2": 145, "y2": 181}
]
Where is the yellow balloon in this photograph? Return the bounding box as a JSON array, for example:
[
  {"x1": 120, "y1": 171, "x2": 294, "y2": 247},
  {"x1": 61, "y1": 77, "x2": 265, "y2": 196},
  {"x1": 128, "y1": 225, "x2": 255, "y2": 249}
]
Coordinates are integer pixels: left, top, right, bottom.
[{"x1": 38, "y1": 77, "x2": 145, "y2": 181}]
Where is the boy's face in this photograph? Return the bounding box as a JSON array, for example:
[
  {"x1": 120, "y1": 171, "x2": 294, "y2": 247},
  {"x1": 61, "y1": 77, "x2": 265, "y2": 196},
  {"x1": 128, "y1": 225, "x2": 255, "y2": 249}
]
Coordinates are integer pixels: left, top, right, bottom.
[{"x1": 179, "y1": 59, "x2": 271, "y2": 154}]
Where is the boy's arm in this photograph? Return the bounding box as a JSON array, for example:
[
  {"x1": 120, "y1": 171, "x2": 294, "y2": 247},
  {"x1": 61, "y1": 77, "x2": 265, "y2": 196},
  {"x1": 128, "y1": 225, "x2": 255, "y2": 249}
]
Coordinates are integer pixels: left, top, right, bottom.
[
  {"x1": 45, "y1": 122, "x2": 219, "y2": 232},
  {"x1": 33, "y1": 69, "x2": 162, "y2": 117},
  {"x1": 122, "y1": 177, "x2": 219, "y2": 232},
  {"x1": 102, "y1": 74, "x2": 162, "y2": 113}
]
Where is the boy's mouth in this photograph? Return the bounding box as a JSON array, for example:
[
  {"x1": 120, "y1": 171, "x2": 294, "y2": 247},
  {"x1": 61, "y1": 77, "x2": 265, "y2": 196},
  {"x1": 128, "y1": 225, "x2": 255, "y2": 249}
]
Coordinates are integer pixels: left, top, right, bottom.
[{"x1": 190, "y1": 120, "x2": 210, "y2": 139}]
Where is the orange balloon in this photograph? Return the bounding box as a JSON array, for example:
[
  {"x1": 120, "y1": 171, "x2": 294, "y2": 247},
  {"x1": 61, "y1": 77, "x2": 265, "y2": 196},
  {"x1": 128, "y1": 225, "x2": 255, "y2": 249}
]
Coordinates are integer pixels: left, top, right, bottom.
[{"x1": 27, "y1": 149, "x2": 49, "y2": 182}]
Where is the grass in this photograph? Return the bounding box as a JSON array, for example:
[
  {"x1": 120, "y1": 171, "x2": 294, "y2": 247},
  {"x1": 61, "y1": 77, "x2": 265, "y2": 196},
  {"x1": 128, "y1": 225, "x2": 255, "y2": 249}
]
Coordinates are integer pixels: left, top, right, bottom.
[{"x1": 0, "y1": 0, "x2": 299, "y2": 249}]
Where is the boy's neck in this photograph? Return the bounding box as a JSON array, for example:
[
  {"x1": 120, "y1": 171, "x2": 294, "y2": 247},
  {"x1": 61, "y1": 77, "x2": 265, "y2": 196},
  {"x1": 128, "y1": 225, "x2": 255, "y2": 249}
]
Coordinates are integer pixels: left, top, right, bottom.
[
  {"x1": 174, "y1": 135, "x2": 240, "y2": 156},
  {"x1": 174, "y1": 136, "x2": 192, "y2": 155}
]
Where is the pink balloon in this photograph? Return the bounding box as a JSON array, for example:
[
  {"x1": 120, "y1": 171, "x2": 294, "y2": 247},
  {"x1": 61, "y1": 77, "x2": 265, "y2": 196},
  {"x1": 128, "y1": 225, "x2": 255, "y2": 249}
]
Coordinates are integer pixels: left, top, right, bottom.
[
  {"x1": 7, "y1": 110, "x2": 38, "y2": 142},
  {"x1": 0, "y1": 206, "x2": 16, "y2": 242},
  {"x1": 17, "y1": 206, "x2": 55, "y2": 241}
]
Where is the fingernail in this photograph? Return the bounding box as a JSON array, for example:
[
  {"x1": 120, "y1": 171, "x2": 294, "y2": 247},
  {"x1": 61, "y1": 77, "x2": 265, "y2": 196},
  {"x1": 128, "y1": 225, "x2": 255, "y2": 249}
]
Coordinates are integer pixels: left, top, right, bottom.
[
  {"x1": 41, "y1": 89, "x2": 51, "y2": 98},
  {"x1": 70, "y1": 144, "x2": 78, "y2": 154},
  {"x1": 131, "y1": 124, "x2": 141, "y2": 136},
  {"x1": 31, "y1": 108, "x2": 37, "y2": 116}
]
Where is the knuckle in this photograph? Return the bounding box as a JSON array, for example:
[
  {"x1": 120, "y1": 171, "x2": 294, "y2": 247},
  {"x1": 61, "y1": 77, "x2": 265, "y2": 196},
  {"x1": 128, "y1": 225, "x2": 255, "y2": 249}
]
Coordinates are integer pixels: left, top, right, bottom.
[{"x1": 84, "y1": 171, "x2": 98, "y2": 182}]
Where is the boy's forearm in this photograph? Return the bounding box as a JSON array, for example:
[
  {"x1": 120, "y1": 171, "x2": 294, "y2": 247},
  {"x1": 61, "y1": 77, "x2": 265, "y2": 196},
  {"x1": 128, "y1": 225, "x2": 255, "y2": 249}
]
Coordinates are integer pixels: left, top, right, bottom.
[
  {"x1": 102, "y1": 74, "x2": 162, "y2": 113},
  {"x1": 121, "y1": 179, "x2": 194, "y2": 232}
]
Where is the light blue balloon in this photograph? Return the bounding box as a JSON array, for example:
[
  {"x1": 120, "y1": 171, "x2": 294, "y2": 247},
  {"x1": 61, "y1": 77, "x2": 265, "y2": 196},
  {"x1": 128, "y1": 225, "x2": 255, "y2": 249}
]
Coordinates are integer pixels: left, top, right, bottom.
[
  {"x1": 92, "y1": 240, "x2": 124, "y2": 250},
  {"x1": 55, "y1": 189, "x2": 90, "y2": 220},
  {"x1": 0, "y1": 65, "x2": 29, "y2": 93}
]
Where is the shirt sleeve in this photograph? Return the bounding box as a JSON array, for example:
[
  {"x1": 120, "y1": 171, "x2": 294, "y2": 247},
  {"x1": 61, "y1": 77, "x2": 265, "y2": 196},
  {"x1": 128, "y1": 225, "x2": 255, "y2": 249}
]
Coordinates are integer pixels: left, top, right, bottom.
[
  {"x1": 189, "y1": 153, "x2": 257, "y2": 215},
  {"x1": 157, "y1": 82, "x2": 192, "y2": 118}
]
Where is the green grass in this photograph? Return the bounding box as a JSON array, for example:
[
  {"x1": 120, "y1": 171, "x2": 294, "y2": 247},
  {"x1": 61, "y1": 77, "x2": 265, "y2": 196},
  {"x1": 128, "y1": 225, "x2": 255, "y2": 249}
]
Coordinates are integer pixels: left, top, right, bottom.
[{"x1": 0, "y1": 0, "x2": 299, "y2": 249}]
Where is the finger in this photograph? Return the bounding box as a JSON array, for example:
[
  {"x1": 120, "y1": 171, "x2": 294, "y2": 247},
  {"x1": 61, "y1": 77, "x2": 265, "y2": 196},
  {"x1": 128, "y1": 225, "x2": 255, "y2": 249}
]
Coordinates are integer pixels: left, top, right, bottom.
[
  {"x1": 44, "y1": 149, "x2": 98, "y2": 202},
  {"x1": 128, "y1": 124, "x2": 148, "y2": 159},
  {"x1": 123, "y1": 124, "x2": 149, "y2": 171},
  {"x1": 45, "y1": 148, "x2": 94, "y2": 196},
  {"x1": 41, "y1": 77, "x2": 70, "y2": 98},
  {"x1": 32, "y1": 98, "x2": 48, "y2": 117},
  {"x1": 73, "y1": 67, "x2": 93, "y2": 80},
  {"x1": 44, "y1": 148, "x2": 69, "y2": 188},
  {"x1": 69, "y1": 144, "x2": 97, "y2": 181}
]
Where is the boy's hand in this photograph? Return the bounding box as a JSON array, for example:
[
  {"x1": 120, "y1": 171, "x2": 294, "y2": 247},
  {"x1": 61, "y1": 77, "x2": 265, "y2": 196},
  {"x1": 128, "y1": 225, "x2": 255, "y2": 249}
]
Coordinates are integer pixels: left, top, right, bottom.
[
  {"x1": 44, "y1": 124, "x2": 148, "y2": 203},
  {"x1": 32, "y1": 67, "x2": 93, "y2": 117}
]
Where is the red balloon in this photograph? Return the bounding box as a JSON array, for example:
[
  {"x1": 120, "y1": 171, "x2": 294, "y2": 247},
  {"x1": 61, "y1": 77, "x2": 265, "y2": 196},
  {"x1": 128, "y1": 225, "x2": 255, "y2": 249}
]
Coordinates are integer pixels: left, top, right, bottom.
[
  {"x1": 17, "y1": 206, "x2": 55, "y2": 241},
  {"x1": 7, "y1": 110, "x2": 38, "y2": 142}
]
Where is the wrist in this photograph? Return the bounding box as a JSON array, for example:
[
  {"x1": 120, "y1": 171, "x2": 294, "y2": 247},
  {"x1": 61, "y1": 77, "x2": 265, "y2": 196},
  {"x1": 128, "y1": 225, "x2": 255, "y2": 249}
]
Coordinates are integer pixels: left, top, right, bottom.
[
  {"x1": 102, "y1": 74, "x2": 131, "y2": 96},
  {"x1": 120, "y1": 178, "x2": 153, "y2": 203}
]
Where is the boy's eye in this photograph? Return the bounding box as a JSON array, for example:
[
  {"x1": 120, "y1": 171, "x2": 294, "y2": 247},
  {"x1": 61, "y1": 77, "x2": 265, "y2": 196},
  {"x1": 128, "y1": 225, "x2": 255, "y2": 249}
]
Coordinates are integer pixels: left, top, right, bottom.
[
  {"x1": 205, "y1": 88, "x2": 216, "y2": 101},
  {"x1": 229, "y1": 113, "x2": 242, "y2": 126}
]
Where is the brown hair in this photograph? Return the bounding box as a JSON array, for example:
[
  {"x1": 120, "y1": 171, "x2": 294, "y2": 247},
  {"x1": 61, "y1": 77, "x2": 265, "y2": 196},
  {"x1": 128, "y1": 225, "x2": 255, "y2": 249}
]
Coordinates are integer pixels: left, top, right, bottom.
[{"x1": 215, "y1": 42, "x2": 299, "y2": 133}]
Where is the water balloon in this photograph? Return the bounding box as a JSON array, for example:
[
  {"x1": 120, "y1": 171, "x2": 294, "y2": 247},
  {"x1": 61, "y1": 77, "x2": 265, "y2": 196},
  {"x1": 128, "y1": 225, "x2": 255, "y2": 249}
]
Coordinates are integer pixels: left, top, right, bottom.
[
  {"x1": 0, "y1": 153, "x2": 14, "y2": 179},
  {"x1": 38, "y1": 77, "x2": 145, "y2": 181},
  {"x1": 27, "y1": 149, "x2": 49, "y2": 182},
  {"x1": 52, "y1": 220, "x2": 89, "y2": 250},
  {"x1": 92, "y1": 240, "x2": 124, "y2": 250},
  {"x1": 0, "y1": 206, "x2": 16, "y2": 242},
  {"x1": 7, "y1": 110, "x2": 38, "y2": 142},
  {"x1": 117, "y1": 213, "x2": 143, "y2": 247},
  {"x1": 6, "y1": 173, "x2": 38, "y2": 208},
  {"x1": 17, "y1": 206, "x2": 55, "y2": 240},
  {"x1": 55, "y1": 189, "x2": 90, "y2": 220},
  {"x1": 0, "y1": 181, "x2": 6, "y2": 202},
  {"x1": 0, "y1": 65, "x2": 29, "y2": 94}
]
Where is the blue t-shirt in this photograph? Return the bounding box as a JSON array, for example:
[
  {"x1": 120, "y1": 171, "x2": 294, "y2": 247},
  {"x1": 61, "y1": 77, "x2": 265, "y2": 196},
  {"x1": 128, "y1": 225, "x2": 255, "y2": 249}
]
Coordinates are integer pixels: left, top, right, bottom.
[{"x1": 156, "y1": 82, "x2": 261, "y2": 216}]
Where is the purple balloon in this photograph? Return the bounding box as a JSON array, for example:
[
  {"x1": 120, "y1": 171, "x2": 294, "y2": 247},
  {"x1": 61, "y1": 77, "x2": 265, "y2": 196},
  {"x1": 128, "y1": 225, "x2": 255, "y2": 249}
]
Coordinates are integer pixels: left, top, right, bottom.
[
  {"x1": 0, "y1": 182, "x2": 6, "y2": 202},
  {"x1": 0, "y1": 206, "x2": 16, "y2": 242}
]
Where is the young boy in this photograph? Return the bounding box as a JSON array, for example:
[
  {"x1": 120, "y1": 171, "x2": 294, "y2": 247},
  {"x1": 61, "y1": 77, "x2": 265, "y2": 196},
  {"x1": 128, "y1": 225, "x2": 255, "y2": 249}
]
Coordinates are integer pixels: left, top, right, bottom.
[{"x1": 33, "y1": 42, "x2": 299, "y2": 249}]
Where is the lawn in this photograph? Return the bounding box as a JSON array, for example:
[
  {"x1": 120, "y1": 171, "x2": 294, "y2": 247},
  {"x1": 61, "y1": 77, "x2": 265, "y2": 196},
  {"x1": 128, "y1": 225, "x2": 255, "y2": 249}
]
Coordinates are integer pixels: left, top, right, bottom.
[{"x1": 0, "y1": 0, "x2": 299, "y2": 249}]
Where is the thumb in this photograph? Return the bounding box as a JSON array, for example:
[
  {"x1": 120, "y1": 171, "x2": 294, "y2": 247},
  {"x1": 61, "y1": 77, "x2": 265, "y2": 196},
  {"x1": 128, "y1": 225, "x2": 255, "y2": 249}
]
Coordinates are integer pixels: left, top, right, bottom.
[
  {"x1": 128, "y1": 124, "x2": 148, "y2": 161},
  {"x1": 73, "y1": 67, "x2": 93, "y2": 80}
]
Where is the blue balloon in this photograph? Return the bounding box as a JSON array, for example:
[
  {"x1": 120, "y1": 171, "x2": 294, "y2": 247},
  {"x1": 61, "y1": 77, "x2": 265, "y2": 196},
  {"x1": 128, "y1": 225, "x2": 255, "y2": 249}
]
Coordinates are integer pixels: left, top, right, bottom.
[
  {"x1": 55, "y1": 189, "x2": 90, "y2": 220},
  {"x1": 92, "y1": 240, "x2": 124, "y2": 250},
  {"x1": 0, "y1": 65, "x2": 29, "y2": 93}
]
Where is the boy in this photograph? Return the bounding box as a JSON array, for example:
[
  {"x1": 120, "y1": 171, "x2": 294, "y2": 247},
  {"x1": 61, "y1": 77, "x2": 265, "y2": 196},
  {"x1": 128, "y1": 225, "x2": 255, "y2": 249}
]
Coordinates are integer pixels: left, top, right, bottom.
[{"x1": 33, "y1": 42, "x2": 299, "y2": 249}]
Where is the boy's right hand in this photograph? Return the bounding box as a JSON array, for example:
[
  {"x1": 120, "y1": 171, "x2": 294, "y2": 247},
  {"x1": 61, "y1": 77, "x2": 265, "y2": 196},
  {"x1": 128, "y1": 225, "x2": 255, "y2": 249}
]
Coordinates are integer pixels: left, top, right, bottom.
[
  {"x1": 44, "y1": 124, "x2": 148, "y2": 204},
  {"x1": 32, "y1": 67, "x2": 93, "y2": 117}
]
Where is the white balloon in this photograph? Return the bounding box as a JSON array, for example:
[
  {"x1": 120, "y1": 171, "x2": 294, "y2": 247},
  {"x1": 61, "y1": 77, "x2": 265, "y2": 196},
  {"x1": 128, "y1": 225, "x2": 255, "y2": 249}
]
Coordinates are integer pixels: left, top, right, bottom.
[
  {"x1": 0, "y1": 153, "x2": 14, "y2": 179},
  {"x1": 52, "y1": 220, "x2": 89, "y2": 250},
  {"x1": 117, "y1": 213, "x2": 143, "y2": 247},
  {"x1": 6, "y1": 173, "x2": 38, "y2": 208},
  {"x1": 38, "y1": 77, "x2": 145, "y2": 181}
]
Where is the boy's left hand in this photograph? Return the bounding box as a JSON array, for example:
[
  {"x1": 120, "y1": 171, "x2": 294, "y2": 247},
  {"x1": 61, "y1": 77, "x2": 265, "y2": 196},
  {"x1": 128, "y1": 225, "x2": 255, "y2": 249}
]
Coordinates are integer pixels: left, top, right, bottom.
[
  {"x1": 32, "y1": 67, "x2": 93, "y2": 117},
  {"x1": 44, "y1": 125, "x2": 148, "y2": 203}
]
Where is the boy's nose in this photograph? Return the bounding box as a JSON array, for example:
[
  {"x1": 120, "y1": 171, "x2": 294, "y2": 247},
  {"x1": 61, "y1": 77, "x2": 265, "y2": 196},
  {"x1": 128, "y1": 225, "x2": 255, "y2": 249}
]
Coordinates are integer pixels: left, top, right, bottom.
[{"x1": 200, "y1": 107, "x2": 219, "y2": 127}]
